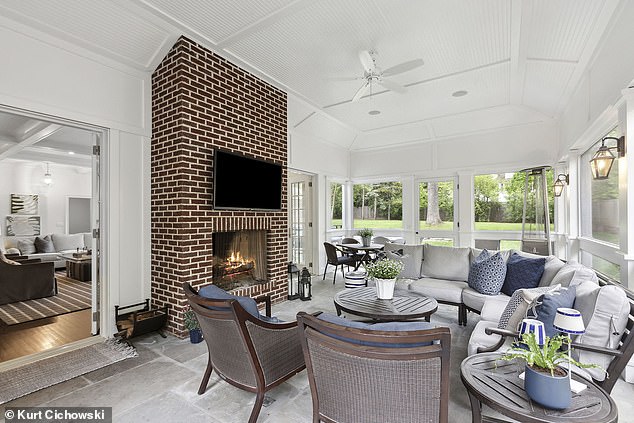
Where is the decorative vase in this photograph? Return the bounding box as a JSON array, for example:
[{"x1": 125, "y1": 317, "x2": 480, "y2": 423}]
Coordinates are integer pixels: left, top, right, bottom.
[
  {"x1": 189, "y1": 328, "x2": 203, "y2": 344},
  {"x1": 375, "y1": 278, "x2": 396, "y2": 300},
  {"x1": 523, "y1": 364, "x2": 570, "y2": 410},
  {"x1": 362, "y1": 236, "x2": 371, "y2": 247}
]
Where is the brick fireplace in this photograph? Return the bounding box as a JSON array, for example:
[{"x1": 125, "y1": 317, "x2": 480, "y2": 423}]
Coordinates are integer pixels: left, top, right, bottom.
[{"x1": 151, "y1": 37, "x2": 288, "y2": 336}]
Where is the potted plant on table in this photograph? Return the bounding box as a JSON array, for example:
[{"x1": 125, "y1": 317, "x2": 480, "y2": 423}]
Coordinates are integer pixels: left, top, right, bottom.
[
  {"x1": 357, "y1": 228, "x2": 373, "y2": 247},
  {"x1": 366, "y1": 258, "x2": 403, "y2": 300},
  {"x1": 500, "y1": 333, "x2": 603, "y2": 410},
  {"x1": 184, "y1": 308, "x2": 203, "y2": 344}
]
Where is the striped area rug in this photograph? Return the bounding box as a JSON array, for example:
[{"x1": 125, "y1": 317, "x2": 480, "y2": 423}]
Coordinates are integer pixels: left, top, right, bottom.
[{"x1": 0, "y1": 275, "x2": 91, "y2": 325}]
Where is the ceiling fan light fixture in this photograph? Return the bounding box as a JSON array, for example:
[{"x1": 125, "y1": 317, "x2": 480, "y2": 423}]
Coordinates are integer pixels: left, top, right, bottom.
[{"x1": 452, "y1": 90, "x2": 468, "y2": 97}]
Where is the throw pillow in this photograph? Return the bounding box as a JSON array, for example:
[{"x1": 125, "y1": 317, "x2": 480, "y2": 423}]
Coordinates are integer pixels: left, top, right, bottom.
[
  {"x1": 317, "y1": 312, "x2": 433, "y2": 347},
  {"x1": 501, "y1": 253, "x2": 546, "y2": 296},
  {"x1": 529, "y1": 286, "x2": 576, "y2": 338},
  {"x1": 551, "y1": 262, "x2": 598, "y2": 287},
  {"x1": 467, "y1": 250, "x2": 507, "y2": 295},
  {"x1": 17, "y1": 239, "x2": 36, "y2": 255},
  {"x1": 34, "y1": 235, "x2": 55, "y2": 253},
  {"x1": 497, "y1": 285, "x2": 560, "y2": 332}
]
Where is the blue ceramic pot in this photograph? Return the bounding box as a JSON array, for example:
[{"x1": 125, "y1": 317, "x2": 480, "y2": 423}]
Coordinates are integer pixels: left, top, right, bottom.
[
  {"x1": 524, "y1": 364, "x2": 570, "y2": 410},
  {"x1": 189, "y1": 328, "x2": 203, "y2": 344}
]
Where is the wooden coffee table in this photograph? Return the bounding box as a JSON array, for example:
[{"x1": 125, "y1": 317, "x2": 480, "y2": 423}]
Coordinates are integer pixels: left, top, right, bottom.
[
  {"x1": 333, "y1": 286, "x2": 438, "y2": 322},
  {"x1": 461, "y1": 352, "x2": 618, "y2": 423}
]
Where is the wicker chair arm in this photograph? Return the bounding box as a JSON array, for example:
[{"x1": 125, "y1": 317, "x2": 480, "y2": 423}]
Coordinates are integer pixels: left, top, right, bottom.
[{"x1": 254, "y1": 294, "x2": 272, "y2": 317}]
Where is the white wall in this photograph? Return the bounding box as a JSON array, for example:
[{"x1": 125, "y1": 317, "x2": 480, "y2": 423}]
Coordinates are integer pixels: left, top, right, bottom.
[
  {"x1": 0, "y1": 21, "x2": 151, "y2": 338},
  {"x1": 0, "y1": 161, "x2": 91, "y2": 236}
]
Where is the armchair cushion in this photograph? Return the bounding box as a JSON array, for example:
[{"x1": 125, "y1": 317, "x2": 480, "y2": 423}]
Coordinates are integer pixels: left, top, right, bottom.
[
  {"x1": 198, "y1": 284, "x2": 260, "y2": 319},
  {"x1": 467, "y1": 249, "x2": 507, "y2": 295},
  {"x1": 501, "y1": 253, "x2": 545, "y2": 296},
  {"x1": 317, "y1": 312, "x2": 434, "y2": 347}
]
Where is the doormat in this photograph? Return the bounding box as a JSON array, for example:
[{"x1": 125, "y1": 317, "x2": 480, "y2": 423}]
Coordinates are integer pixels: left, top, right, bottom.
[
  {"x1": 0, "y1": 275, "x2": 91, "y2": 325},
  {"x1": 0, "y1": 339, "x2": 137, "y2": 404}
]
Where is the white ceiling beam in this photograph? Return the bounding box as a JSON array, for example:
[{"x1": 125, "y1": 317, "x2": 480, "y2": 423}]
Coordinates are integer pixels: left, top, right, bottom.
[
  {"x1": 0, "y1": 123, "x2": 62, "y2": 161},
  {"x1": 509, "y1": 0, "x2": 530, "y2": 105}
]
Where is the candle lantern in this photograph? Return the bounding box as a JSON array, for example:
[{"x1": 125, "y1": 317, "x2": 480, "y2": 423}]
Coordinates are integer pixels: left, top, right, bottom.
[
  {"x1": 299, "y1": 267, "x2": 312, "y2": 301},
  {"x1": 287, "y1": 262, "x2": 300, "y2": 300}
]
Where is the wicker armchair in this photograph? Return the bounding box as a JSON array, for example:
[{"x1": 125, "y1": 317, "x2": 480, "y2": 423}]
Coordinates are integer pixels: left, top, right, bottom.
[
  {"x1": 297, "y1": 312, "x2": 451, "y2": 423},
  {"x1": 182, "y1": 283, "x2": 306, "y2": 423}
]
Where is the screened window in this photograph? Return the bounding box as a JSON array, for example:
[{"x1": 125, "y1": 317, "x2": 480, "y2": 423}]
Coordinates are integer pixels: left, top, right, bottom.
[
  {"x1": 581, "y1": 251, "x2": 620, "y2": 282},
  {"x1": 580, "y1": 131, "x2": 621, "y2": 246},
  {"x1": 473, "y1": 171, "x2": 553, "y2": 231},
  {"x1": 353, "y1": 182, "x2": 403, "y2": 229},
  {"x1": 329, "y1": 182, "x2": 343, "y2": 229},
  {"x1": 419, "y1": 181, "x2": 454, "y2": 231}
]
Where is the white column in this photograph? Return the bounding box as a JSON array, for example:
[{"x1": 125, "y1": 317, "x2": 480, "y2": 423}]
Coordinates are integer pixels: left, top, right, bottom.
[
  {"x1": 401, "y1": 175, "x2": 417, "y2": 243},
  {"x1": 342, "y1": 180, "x2": 354, "y2": 233},
  {"x1": 456, "y1": 171, "x2": 474, "y2": 247},
  {"x1": 567, "y1": 156, "x2": 581, "y2": 263}
]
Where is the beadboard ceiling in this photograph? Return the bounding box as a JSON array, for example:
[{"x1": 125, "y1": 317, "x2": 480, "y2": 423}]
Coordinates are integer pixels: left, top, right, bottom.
[{"x1": 0, "y1": 0, "x2": 624, "y2": 151}]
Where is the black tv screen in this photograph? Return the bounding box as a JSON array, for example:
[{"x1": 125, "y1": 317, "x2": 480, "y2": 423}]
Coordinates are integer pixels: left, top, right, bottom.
[{"x1": 213, "y1": 150, "x2": 283, "y2": 210}]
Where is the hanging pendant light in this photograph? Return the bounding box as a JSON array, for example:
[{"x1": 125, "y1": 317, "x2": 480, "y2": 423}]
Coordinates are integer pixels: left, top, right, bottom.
[{"x1": 43, "y1": 162, "x2": 53, "y2": 186}]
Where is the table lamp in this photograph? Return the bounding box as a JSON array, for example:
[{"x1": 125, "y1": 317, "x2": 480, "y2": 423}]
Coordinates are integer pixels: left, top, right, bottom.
[
  {"x1": 519, "y1": 318, "x2": 546, "y2": 345},
  {"x1": 553, "y1": 308, "x2": 585, "y2": 391}
]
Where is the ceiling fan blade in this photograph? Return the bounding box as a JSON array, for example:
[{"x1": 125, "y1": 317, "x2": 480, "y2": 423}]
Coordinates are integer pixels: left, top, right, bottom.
[
  {"x1": 378, "y1": 79, "x2": 406, "y2": 93},
  {"x1": 327, "y1": 76, "x2": 363, "y2": 81},
  {"x1": 382, "y1": 59, "x2": 424, "y2": 77},
  {"x1": 358, "y1": 50, "x2": 374, "y2": 73},
  {"x1": 351, "y1": 82, "x2": 371, "y2": 102}
]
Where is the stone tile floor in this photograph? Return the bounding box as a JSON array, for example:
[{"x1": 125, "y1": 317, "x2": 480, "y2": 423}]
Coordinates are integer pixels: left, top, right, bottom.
[{"x1": 2, "y1": 275, "x2": 634, "y2": 422}]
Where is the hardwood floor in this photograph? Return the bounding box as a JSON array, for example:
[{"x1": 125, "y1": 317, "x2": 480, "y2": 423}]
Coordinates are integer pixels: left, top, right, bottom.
[{"x1": 0, "y1": 309, "x2": 92, "y2": 362}]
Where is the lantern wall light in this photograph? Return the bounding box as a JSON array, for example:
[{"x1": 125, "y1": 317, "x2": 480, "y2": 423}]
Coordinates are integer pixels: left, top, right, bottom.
[
  {"x1": 553, "y1": 173, "x2": 569, "y2": 197},
  {"x1": 589, "y1": 136, "x2": 626, "y2": 180}
]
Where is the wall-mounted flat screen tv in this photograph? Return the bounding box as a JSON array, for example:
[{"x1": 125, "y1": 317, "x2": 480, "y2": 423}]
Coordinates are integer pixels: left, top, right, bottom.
[{"x1": 213, "y1": 149, "x2": 283, "y2": 211}]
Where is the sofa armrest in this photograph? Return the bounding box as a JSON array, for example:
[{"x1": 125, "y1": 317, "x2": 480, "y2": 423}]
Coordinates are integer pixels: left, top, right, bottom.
[{"x1": 480, "y1": 295, "x2": 510, "y2": 322}]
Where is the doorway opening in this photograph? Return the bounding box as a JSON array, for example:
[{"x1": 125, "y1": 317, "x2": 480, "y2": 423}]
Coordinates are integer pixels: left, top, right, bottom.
[{"x1": 0, "y1": 108, "x2": 103, "y2": 363}]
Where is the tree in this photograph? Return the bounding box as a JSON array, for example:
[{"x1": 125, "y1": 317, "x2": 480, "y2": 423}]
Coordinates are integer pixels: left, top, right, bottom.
[
  {"x1": 426, "y1": 182, "x2": 442, "y2": 225},
  {"x1": 474, "y1": 175, "x2": 500, "y2": 222}
]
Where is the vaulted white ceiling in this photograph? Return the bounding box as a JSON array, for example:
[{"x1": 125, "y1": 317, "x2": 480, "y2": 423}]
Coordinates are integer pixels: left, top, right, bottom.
[{"x1": 0, "y1": 0, "x2": 623, "y2": 151}]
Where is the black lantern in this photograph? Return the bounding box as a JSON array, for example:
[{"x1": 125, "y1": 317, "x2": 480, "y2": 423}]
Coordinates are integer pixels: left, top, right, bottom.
[
  {"x1": 299, "y1": 267, "x2": 312, "y2": 301},
  {"x1": 287, "y1": 262, "x2": 300, "y2": 300}
]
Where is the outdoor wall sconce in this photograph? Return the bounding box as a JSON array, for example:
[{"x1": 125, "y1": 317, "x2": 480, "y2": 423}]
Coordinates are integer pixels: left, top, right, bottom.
[
  {"x1": 553, "y1": 174, "x2": 569, "y2": 197},
  {"x1": 590, "y1": 136, "x2": 626, "y2": 180}
]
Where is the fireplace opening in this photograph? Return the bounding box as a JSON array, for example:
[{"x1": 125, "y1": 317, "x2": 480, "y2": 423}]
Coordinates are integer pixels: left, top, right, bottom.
[{"x1": 212, "y1": 230, "x2": 267, "y2": 290}]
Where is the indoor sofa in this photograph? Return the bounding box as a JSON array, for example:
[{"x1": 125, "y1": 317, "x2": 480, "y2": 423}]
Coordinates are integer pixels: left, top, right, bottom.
[{"x1": 1, "y1": 233, "x2": 91, "y2": 268}]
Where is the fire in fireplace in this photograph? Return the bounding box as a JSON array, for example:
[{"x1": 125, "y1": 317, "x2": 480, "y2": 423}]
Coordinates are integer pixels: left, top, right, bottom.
[{"x1": 212, "y1": 230, "x2": 267, "y2": 290}]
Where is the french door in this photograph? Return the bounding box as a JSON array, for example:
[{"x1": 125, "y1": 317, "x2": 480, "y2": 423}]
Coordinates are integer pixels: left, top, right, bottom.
[{"x1": 288, "y1": 171, "x2": 314, "y2": 272}]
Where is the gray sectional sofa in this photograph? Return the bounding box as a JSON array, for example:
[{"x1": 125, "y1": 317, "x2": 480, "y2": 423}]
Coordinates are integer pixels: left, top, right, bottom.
[
  {"x1": 384, "y1": 242, "x2": 631, "y2": 380},
  {"x1": 1, "y1": 233, "x2": 91, "y2": 268}
]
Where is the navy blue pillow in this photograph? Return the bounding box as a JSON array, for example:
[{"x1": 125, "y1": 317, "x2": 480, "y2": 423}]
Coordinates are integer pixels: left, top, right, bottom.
[
  {"x1": 501, "y1": 253, "x2": 546, "y2": 296},
  {"x1": 530, "y1": 286, "x2": 576, "y2": 338},
  {"x1": 468, "y1": 249, "x2": 507, "y2": 295},
  {"x1": 198, "y1": 284, "x2": 261, "y2": 319},
  {"x1": 316, "y1": 313, "x2": 433, "y2": 348}
]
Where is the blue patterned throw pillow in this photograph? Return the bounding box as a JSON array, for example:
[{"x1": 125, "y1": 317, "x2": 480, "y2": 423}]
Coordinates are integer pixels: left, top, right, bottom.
[
  {"x1": 501, "y1": 253, "x2": 546, "y2": 296},
  {"x1": 467, "y1": 249, "x2": 507, "y2": 295}
]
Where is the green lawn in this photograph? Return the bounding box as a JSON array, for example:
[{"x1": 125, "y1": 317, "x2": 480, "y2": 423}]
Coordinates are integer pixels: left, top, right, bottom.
[{"x1": 333, "y1": 219, "x2": 553, "y2": 232}]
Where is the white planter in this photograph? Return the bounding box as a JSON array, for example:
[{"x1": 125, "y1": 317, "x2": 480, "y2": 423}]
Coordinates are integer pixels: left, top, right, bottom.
[{"x1": 375, "y1": 278, "x2": 396, "y2": 299}]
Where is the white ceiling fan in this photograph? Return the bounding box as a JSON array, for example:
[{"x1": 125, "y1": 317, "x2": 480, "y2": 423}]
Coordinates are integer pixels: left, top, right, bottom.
[{"x1": 338, "y1": 50, "x2": 424, "y2": 102}]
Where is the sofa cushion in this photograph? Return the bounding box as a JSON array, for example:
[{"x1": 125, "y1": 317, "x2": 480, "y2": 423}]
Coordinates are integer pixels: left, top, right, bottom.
[
  {"x1": 462, "y1": 288, "x2": 509, "y2": 313},
  {"x1": 408, "y1": 278, "x2": 467, "y2": 304},
  {"x1": 422, "y1": 244, "x2": 470, "y2": 281},
  {"x1": 34, "y1": 235, "x2": 55, "y2": 253},
  {"x1": 498, "y1": 285, "x2": 560, "y2": 332},
  {"x1": 470, "y1": 248, "x2": 511, "y2": 265},
  {"x1": 513, "y1": 250, "x2": 565, "y2": 286},
  {"x1": 468, "y1": 250, "x2": 507, "y2": 295},
  {"x1": 17, "y1": 239, "x2": 36, "y2": 255},
  {"x1": 551, "y1": 262, "x2": 598, "y2": 287},
  {"x1": 468, "y1": 320, "x2": 506, "y2": 356},
  {"x1": 501, "y1": 253, "x2": 545, "y2": 296},
  {"x1": 530, "y1": 286, "x2": 577, "y2": 338},
  {"x1": 317, "y1": 312, "x2": 433, "y2": 347},
  {"x1": 384, "y1": 242, "x2": 423, "y2": 279},
  {"x1": 52, "y1": 233, "x2": 85, "y2": 252},
  {"x1": 572, "y1": 284, "x2": 629, "y2": 381},
  {"x1": 479, "y1": 294, "x2": 511, "y2": 322}
]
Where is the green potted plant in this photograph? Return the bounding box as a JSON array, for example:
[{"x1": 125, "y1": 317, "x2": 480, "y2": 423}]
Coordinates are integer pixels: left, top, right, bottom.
[
  {"x1": 184, "y1": 308, "x2": 203, "y2": 344},
  {"x1": 357, "y1": 228, "x2": 373, "y2": 247},
  {"x1": 366, "y1": 258, "x2": 403, "y2": 299},
  {"x1": 500, "y1": 333, "x2": 603, "y2": 409}
]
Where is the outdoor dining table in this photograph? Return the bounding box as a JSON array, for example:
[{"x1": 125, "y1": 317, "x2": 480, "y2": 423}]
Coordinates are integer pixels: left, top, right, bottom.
[{"x1": 338, "y1": 243, "x2": 384, "y2": 270}]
